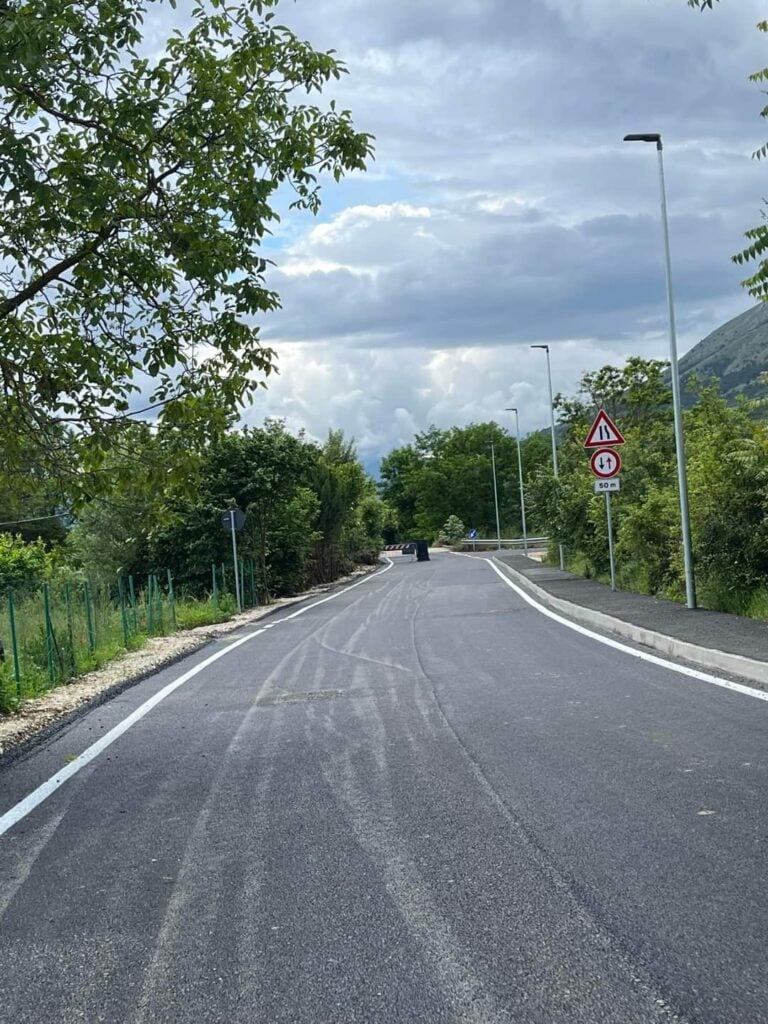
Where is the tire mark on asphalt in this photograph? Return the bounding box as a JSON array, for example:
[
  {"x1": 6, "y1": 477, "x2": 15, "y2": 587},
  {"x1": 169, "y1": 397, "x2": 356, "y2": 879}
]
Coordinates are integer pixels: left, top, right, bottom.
[
  {"x1": 0, "y1": 811, "x2": 67, "y2": 920},
  {"x1": 130, "y1": 705, "x2": 279, "y2": 1024},
  {"x1": 407, "y1": 589, "x2": 692, "y2": 1024},
  {"x1": 312, "y1": 631, "x2": 415, "y2": 675},
  {"x1": 255, "y1": 588, "x2": 377, "y2": 700},
  {"x1": 312, "y1": 693, "x2": 510, "y2": 1024}
]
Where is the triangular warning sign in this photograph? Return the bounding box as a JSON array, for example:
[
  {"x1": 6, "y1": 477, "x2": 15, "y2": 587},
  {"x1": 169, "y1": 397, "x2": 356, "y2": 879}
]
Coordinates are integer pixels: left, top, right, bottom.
[{"x1": 583, "y1": 410, "x2": 625, "y2": 449}]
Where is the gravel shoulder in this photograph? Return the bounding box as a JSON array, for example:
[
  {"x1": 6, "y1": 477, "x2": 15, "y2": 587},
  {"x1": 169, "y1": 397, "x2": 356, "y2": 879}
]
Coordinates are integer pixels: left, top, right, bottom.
[{"x1": 0, "y1": 565, "x2": 378, "y2": 757}]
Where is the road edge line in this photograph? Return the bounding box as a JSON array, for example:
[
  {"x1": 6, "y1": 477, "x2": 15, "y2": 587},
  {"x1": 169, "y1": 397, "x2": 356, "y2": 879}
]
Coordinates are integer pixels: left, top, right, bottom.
[
  {"x1": 465, "y1": 554, "x2": 768, "y2": 702},
  {"x1": 0, "y1": 558, "x2": 394, "y2": 837},
  {"x1": 486, "y1": 556, "x2": 768, "y2": 689}
]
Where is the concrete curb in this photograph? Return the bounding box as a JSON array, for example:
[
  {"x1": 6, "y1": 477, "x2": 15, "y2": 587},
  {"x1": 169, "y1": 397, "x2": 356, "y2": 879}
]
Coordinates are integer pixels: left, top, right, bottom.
[{"x1": 491, "y1": 556, "x2": 768, "y2": 688}]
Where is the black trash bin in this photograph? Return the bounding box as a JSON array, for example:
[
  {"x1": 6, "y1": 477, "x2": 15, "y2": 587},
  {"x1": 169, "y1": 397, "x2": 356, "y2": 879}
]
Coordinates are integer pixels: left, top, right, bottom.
[{"x1": 415, "y1": 539, "x2": 430, "y2": 562}]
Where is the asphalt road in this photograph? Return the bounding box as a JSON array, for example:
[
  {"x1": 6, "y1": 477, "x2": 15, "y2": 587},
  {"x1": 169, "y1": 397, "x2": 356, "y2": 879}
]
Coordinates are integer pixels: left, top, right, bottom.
[{"x1": 1, "y1": 552, "x2": 767, "y2": 1024}]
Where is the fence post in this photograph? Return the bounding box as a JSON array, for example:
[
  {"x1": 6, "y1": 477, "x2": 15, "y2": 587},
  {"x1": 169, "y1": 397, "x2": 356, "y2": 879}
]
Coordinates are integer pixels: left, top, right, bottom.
[
  {"x1": 128, "y1": 575, "x2": 138, "y2": 632},
  {"x1": 156, "y1": 575, "x2": 164, "y2": 630},
  {"x1": 239, "y1": 558, "x2": 245, "y2": 609},
  {"x1": 221, "y1": 562, "x2": 226, "y2": 594},
  {"x1": 7, "y1": 592, "x2": 21, "y2": 694},
  {"x1": 166, "y1": 569, "x2": 177, "y2": 630},
  {"x1": 43, "y1": 583, "x2": 57, "y2": 686},
  {"x1": 211, "y1": 564, "x2": 219, "y2": 608},
  {"x1": 147, "y1": 575, "x2": 154, "y2": 634},
  {"x1": 118, "y1": 576, "x2": 130, "y2": 647},
  {"x1": 250, "y1": 560, "x2": 256, "y2": 608},
  {"x1": 84, "y1": 580, "x2": 96, "y2": 653},
  {"x1": 64, "y1": 582, "x2": 77, "y2": 677}
]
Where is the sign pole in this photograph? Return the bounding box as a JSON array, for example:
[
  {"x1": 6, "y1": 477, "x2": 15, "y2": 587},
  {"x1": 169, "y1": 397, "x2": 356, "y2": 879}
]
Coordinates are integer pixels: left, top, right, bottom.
[
  {"x1": 605, "y1": 492, "x2": 616, "y2": 592},
  {"x1": 230, "y1": 512, "x2": 242, "y2": 612}
]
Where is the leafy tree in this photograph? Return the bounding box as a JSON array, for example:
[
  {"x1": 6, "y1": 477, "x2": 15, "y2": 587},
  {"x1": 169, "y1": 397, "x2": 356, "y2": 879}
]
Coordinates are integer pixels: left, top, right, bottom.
[
  {"x1": 342, "y1": 488, "x2": 385, "y2": 567},
  {"x1": 266, "y1": 487, "x2": 322, "y2": 597},
  {"x1": 378, "y1": 444, "x2": 422, "y2": 538},
  {"x1": 0, "y1": 534, "x2": 52, "y2": 594},
  {"x1": 380, "y1": 502, "x2": 400, "y2": 545},
  {"x1": 438, "y1": 515, "x2": 466, "y2": 546},
  {"x1": 520, "y1": 431, "x2": 552, "y2": 484},
  {"x1": 0, "y1": 0, "x2": 373, "y2": 467},
  {"x1": 685, "y1": 387, "x2": 768, "y2": 609},
  {"x1": 688, "y1": 0, "x2": 768, "y2": 298},
  {"x1": 312, "y1": 430, "x2": 371, "y2": 580},
  {"x1": 0, "y1": 419, "x2": 72, "y2": 544},
  {"x1": 235, "y1": 423, "x2": 320, "y2": 598},
  {"x1": 530, "y1": 358, "x2": 678, "y2": 584},
  {"x1": 68, "y1": 498, "x2": 150, "y2": 584},
  {"x1": 65, "y1": 419, "x2": 211, "y2": 583},
  {"x1": 380, "y1": 423, "x2": 532, "y2": 541},
  {"x1": 148, "y1": 420, "x2": 318, "y2": 598},
  {"x1": 94, "y1": 421, "x2": 383, "y2": 599},
  {"x1": 529, "y1": 354, "x2": 768, "y2": 611}
]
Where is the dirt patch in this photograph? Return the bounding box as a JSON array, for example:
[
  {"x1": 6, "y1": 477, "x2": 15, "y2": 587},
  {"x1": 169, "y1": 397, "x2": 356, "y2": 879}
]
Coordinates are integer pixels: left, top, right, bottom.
[{"x1": 0, "y1": 565, "x2": 380, "y2": 757}]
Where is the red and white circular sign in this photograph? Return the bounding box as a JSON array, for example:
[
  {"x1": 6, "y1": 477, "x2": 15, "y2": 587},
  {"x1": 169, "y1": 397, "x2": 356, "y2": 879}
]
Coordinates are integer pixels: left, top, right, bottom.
[{"x1": 590, "y1": 447, "x2": 622, "y2": 479}]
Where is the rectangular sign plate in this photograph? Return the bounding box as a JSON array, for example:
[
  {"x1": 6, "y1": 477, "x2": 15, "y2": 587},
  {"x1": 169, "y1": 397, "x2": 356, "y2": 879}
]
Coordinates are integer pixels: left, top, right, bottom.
[{"x1": 594, "y1": 478, "x2": 620, "y2": 493}]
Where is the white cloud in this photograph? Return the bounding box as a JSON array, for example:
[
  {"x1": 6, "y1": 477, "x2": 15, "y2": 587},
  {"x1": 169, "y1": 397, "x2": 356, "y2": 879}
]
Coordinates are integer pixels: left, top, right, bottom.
[
  {"x1": 245, "y1": 332, "x2": 687, "y2": 471},
  {"x1": 219, "y1": 0, "x2": 767, "y2": 460}
]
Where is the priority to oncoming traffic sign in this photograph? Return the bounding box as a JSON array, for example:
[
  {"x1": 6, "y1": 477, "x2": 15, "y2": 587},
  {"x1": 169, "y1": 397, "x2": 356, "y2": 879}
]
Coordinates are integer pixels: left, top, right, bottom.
[{"x1": 590, "y1": 447, "x2": 622, "y2": 479}]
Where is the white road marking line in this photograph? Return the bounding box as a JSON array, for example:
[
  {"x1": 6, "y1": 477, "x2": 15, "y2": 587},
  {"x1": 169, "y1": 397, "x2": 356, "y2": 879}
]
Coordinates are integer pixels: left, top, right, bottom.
[
  {"x1": 0, "y1": 558, "x2": 394, "y2": 837},
  {"x1": 278, "y1": 559, "x2": 393, "y2": 621},
  {"x1": 484, "y1": 557, "x2": 768, "y2": 704}
]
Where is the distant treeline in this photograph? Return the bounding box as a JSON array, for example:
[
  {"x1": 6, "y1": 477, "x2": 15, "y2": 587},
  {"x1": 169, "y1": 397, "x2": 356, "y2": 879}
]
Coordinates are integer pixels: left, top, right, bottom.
[{"x1": 380, "y1": 358, "x2": 768, "y2": 618}]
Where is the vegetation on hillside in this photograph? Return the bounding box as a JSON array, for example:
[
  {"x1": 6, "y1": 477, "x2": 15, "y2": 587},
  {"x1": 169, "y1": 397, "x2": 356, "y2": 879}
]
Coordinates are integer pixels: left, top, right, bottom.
[{"x1": 679, "y1": 305, "x2": 768, "y2": 406}]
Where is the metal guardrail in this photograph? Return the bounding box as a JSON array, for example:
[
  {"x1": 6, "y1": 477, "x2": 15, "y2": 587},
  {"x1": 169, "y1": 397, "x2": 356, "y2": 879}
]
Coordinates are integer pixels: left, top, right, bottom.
[
  {"x1": 386, "y1": 538, "x2": 550, "y2": 552},
  {"x1": 462, "y1": 537, "x2": 549, "y2": 551}
]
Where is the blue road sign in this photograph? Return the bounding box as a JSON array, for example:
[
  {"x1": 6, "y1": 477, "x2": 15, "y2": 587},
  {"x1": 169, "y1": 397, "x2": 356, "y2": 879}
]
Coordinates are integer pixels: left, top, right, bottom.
[{"x1": 468, "y1": 528, "x2": 478, "y2": 539}]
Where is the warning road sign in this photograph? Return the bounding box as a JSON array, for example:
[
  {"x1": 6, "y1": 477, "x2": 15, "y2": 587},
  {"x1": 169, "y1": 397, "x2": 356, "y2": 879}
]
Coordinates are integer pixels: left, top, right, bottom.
[
  {"x1": 583, "y1": 410, "x2": 625, "y2": 449},
  {"x1": 590, "y1": 447, "x2": 622, "y2": 479}
]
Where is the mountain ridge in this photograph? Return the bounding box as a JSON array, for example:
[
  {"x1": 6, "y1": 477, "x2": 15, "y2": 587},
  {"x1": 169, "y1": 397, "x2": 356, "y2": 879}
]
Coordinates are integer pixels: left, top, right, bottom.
[{"x1": 679, "y1": 303, "x2": 768, "y2": 404}]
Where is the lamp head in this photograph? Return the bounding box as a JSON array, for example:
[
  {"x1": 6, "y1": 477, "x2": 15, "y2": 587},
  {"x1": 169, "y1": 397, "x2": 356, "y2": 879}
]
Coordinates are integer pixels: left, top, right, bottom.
[{"x1": 624, "y1": 132, "x2": 662, "y2": 150}]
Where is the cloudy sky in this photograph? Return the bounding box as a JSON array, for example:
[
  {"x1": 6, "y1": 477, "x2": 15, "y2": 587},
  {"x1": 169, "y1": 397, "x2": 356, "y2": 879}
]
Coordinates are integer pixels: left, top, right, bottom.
[{"x1": 185, "y1": 1, "x2": 768, "y2": 468}]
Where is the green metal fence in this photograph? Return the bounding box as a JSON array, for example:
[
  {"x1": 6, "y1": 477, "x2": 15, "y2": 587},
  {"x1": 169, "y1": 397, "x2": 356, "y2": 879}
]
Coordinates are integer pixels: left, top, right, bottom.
[{"x1": 0, "y1": 559, "x2": 260, "y2": 713}]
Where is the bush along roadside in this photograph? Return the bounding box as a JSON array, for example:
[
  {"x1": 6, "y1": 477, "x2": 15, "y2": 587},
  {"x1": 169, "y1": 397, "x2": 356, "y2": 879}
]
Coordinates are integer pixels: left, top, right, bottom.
[
  {"x1": 0, "y1": 422, "x2": 387, "y2": 714},
  {"x1": 527, "y1": 360, "x2": 768, "y2": 617}
]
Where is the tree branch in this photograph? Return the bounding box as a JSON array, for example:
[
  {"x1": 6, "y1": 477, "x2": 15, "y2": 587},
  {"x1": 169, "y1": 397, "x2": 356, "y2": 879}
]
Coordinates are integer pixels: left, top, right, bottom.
[{"x1": 12, "y1": 84, "x2": 102, "y2": 130}]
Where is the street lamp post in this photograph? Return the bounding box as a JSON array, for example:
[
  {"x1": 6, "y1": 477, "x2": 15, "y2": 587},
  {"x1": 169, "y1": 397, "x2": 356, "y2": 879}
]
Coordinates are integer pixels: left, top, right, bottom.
[
  {"x1": 490, "y1": 441, "x2": 502, "y2": 551},
  {"x1": 505, "y1": 407, "x2": 528, "y2": 555},
  {"x1": 531, "y1": 344, "x2": 565, "y2": 571},
  {"x1": 624, "y1": 132, "x2": 696, "y2": 609}
]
